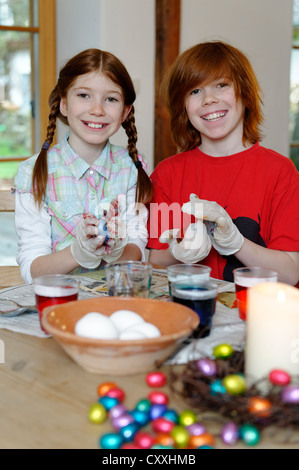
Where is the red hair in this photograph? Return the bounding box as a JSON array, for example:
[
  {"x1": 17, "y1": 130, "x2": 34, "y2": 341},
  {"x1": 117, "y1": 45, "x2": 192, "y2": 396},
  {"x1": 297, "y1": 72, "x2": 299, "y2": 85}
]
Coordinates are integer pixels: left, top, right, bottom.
[{"x1": 162, "y1": 41, "x2": 264, "y2": 152}]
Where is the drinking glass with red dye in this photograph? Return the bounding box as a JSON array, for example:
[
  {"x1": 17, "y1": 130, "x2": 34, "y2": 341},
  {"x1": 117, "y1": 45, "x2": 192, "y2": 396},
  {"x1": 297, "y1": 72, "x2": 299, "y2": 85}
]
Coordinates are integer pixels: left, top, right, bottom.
[
  {"x1": 233, "y1": 267, "x2": 278, "y2": 321},
  {"x1": 33, "y1": 274, "x2": 79, "y2": 332}
]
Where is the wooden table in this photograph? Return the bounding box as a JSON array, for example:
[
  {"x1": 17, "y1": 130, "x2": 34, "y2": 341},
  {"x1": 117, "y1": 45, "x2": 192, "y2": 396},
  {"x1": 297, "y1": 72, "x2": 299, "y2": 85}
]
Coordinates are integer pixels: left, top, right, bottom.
[{"x1": 0, "y1": 276, "x2": 299, "y2": 449}]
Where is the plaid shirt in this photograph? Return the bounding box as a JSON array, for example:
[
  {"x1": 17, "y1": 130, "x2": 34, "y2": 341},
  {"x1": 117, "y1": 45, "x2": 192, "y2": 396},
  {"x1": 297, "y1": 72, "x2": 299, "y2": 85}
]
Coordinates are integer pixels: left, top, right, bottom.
[{"x1": 15, "y1": 134, "x2": 146, "y2": 253}]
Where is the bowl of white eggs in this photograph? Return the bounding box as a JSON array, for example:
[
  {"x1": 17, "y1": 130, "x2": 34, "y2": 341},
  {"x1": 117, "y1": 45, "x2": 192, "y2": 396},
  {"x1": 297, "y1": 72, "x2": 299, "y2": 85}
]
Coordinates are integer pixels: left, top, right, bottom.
[{"x1": 41, "y1": 296, "x2": 199, "y2": 375}]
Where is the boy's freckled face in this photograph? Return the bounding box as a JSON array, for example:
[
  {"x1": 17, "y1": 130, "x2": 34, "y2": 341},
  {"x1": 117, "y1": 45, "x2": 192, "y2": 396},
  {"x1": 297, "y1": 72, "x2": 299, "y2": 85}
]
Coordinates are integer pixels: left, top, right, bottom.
[
  {"x1": 185, "y1": 79, "x2": 244, "y2": 152},
  {"x1": 59, "y1": 71, "x2": 131, "y2": 158}
]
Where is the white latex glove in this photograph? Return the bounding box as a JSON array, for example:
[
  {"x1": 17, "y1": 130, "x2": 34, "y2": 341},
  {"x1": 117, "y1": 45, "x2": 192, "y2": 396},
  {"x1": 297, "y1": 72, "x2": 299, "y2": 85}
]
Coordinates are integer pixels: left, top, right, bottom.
[
  {"x1": 159, "y1": 220, "x2": 212, "y2": 263},
  {"x1": 71, "y1": 213, "x2": 107, "y2": 269},
  {"x1": 182, "y1": 194, "x2": 244, "y2": 256}
]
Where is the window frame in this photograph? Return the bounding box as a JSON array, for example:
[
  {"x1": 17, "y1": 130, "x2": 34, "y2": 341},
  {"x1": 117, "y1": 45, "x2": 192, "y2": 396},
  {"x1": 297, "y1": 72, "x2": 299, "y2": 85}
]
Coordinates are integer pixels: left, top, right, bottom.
[{"x1": 0, "y1": 0, "x2": 56, "y2": 166}]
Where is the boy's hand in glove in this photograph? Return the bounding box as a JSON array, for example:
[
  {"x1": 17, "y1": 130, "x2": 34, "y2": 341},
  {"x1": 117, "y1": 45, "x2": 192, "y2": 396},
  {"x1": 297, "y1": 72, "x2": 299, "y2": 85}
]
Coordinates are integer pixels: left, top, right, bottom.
[
  {"x1": 159, "y1": 220, "x2": 212, "y2": 263},
  {"x1": 182, "y1": 194, "x2": 244, "y2": 256}
]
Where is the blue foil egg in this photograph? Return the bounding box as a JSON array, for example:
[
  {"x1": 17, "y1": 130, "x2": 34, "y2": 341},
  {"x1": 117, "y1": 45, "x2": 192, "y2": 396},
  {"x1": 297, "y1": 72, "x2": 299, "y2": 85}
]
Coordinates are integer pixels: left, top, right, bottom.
[
  {"x1": 99, "y1": 395, "x2": 119, "y2": 410},
  {"x1": 130, "y1": 409, "x2": 150, "y2": 427},
  {"x1": 119, "y1": 422, "x2": 139, "y2": 442},
  {"x1": 210, "y1": 379, "x2": 226, "y2": 396},
  {"x1": 162, "y1": 409, "x2": 179, "y2": 423},
  {"x1": 99, "y1": 432, "x2": 123, "y2": 449},
  {"x1": 149, "y1": 403, "x2": 167, "y2": 420}
]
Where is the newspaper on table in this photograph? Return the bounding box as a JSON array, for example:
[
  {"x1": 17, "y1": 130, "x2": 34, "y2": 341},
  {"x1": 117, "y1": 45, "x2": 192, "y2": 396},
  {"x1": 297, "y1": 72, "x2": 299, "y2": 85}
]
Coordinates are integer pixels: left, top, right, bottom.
[{"x1": 0, "y1": 268, "x2": 244, "y2": 362}]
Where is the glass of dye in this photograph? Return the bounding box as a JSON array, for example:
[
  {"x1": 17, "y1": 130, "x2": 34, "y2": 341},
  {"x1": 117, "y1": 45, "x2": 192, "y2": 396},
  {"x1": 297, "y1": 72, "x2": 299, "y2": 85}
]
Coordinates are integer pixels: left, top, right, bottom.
[
  {"x1": 33, "y1": 274, "x2": 79, "y2": 332},
  {"x1": 167, "y1": 264, "x2": 211, "y2": 297},
  {"x1": 105, "y1": 261, "x2": 152, "y2": 298},
  {"x1": 170, "y1": 279, "x2": 218, "y2": 338},
  {"x1": 233, "y1": 267, "x2": 278, "y2": 321}
]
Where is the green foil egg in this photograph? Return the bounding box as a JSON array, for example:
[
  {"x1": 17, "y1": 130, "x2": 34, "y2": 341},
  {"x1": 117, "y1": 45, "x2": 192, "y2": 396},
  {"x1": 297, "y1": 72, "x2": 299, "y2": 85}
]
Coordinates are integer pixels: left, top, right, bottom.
[
  {"x1": 213, "y1": 344, "x2": 233, "y2": 359},
  {"x1": 222, "y1": 374, "x2": 246, "y2": 395}
]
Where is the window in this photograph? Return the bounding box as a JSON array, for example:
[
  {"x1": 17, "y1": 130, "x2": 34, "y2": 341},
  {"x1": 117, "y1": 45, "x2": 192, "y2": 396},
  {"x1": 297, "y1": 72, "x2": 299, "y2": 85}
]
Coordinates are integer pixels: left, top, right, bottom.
[
  {"x1": 0, "y1": 0, "x2": 56, "y2": 189},
  {"x1": 290, "y1": 0, "x2": 299, "y2": 169},
  {"x1": 0, "y1": 0, "x2": 56, "y2": 266}
]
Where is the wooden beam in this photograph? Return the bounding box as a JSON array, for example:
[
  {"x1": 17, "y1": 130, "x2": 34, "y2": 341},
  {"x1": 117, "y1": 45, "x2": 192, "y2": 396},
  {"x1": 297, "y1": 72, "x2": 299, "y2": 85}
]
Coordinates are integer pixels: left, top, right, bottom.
[
  {"x1": 154, "y1": 0, "x2": 181, "y2": 167},
  {"x1": 38, "y1": 0, "x2": 56, "y2": 146}
]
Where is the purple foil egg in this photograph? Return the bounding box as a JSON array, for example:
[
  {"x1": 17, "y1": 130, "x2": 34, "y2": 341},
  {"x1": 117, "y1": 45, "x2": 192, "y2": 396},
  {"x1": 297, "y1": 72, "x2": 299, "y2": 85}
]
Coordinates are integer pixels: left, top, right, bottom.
[
  {"x1": 111, "y1": 413, "x2": 135, "y2": 431},
  {"x1": 221, "y1": 422, "x2": 239, "y2": 446},
  {"x1": 186, "y1": 422, "x2": 206, "y2": 436},
  {"x1": 109, "y1": 404, "x2": 127, "y2": 420},
  {"x1": 281, "y1": 385, "x2": 299, "y2": 404},
  {"x1": 196, "y1": 358, "x2": 217, "y2": 376}
]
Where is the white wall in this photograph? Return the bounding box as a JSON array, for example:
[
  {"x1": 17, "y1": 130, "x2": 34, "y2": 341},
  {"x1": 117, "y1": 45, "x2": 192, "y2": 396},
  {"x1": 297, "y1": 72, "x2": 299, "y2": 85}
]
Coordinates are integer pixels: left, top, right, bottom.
[{"x1": 55, "y1": 0, "x2": 293, "y2": 172}]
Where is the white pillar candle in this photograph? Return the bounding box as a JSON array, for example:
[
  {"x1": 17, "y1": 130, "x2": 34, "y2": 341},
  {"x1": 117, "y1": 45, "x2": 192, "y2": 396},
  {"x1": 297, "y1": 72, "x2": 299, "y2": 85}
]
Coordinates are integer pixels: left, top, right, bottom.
[{"x1": 245, "y1": 282, "x2": 299, "y2": 391}]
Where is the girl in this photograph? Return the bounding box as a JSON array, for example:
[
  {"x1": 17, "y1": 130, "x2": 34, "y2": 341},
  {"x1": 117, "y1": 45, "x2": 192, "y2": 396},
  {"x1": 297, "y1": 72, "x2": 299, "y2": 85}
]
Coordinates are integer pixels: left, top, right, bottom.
[
  {"x1": 147, "y1": 41, "x2": 299, "y2": 285},
  {"x1": 14, "y1": 49, "x2": 152, "y2": 284}
]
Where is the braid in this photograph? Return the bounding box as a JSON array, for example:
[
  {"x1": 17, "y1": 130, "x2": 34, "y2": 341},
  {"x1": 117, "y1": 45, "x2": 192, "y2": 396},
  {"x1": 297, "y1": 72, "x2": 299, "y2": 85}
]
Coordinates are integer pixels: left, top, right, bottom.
[
  {"x1": 122, "y1": 107, "x2": 153, "y2": 205},
  {"x1": 32, "y1": 89, "x2": 61, "y2": 208}
]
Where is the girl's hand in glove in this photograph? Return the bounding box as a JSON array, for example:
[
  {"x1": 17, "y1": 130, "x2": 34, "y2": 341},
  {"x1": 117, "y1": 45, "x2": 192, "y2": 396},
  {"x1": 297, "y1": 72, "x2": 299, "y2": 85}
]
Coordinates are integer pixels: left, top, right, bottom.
[
  {"x1": 182, "y1": 194, "x2": 244, "y2": 256},
  {"x1": 70, "y1": 213, "x2": 108, "y2": 268},
  {"x1": 159, "y1": 220, "x2": 212, "y2": 263}
]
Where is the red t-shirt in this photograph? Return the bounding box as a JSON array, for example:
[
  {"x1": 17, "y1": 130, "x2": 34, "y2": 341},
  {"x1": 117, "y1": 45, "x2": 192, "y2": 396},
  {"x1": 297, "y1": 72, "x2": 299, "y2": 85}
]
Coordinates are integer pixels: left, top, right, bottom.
[{"x1": 147, "y1": 143, "x2": 299, "y2": 282}]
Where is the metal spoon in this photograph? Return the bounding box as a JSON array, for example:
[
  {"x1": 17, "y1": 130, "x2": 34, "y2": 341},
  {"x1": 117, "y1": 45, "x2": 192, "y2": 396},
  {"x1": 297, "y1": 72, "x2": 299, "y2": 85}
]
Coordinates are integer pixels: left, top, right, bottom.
[{"x1": 0, "y1": 307, "x2": 37, "y2": 317}]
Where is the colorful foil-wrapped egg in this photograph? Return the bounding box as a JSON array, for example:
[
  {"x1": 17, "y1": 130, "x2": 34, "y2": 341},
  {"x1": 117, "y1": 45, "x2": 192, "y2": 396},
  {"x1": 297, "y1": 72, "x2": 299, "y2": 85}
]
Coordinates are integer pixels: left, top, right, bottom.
[
  {"x1": 134, "y1": 431, "x2": 156, "y2": 449},
  {"x1": 88, "y1": 403, "x2": 107, "y2": 424},
  {"x1": 146, "y1": 371, "x2": 167, "y2": 388},
  {"x1": 152, "y1": 417, "x2": 175, "y2": 434},
  {"x1": 213, "y1": 344, "x2": 233, "y2": 359},
  {"x1": 221, "y1": 422, "x2": 239, "y2": 446},
  {"x1": 248, "y1": 396, "x2": 272, "y2": 418},
  {"x1": 269, "y1": 369, "x2": 291, "y2": 386},
  {"x1": 179, "y1": 410, "x2": 197, "y2": 427},
  {"x1": 210, "y1": 379, "x2": 226, "y2": 395},
  {"x1": 97, "y1": 381, "x2": 117, "y2": 397},
  {"x1": 190, "y1": 432, "x2": 215, "y2": 449},
  {"x1": 281, "y1": 385, "x2": 299, "y2": 404},
  {"x1": 222, "y1": 374, "x2": 246, "y2": 395},
  {"x1": 100, "y1": 432, "x2": 123, "y2": 449},
  {"x1": 105, "y1": 387, "x2": 125, "y2": 403},
  {"x1": 170, "y1": 425, "x2": 190, "y2": 449},
  {"x1": 148, "y1": 390, "x2": 169, "y2": 406},
  {"x1": 196, "y1": 358, "x2": 217, "y2": 376},
  {"x1": 239, "y1": 424, "x2": 260, "y2": 446}
]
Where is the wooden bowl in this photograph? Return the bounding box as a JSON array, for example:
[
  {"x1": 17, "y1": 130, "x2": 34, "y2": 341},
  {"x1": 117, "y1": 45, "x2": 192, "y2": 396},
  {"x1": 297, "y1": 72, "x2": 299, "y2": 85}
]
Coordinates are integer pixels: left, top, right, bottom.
[{"x1": 42, "y1": 297, "x2": 199, "y2": 375}]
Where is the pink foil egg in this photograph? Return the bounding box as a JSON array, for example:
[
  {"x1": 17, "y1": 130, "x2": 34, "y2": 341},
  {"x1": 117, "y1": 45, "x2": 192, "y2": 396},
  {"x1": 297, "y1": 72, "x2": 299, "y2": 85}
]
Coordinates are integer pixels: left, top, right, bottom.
[
  {"x1": 282, "y1": 385, "x2": 299, "y2": 404},
  {"x1": 105, "y1": 387, "x2": 126, "y2": 402},
  {"x1": 269, "y1": 369, "x2": 291, "y2": 386},
  {"x1": 152, "y1": 417, "x2": 175, "y2": 434},
  {"x1": 148, "y1": 390, "x2": 169, "y2": 406},
  {"x1": 134, "y1": 431, "x2": 156, "y2": 449},
  {"x1": 196, "y1": 358, "x2": 217, "y2": 376},
  {"x1": 221, "y1": 422, "x2": 239, "y2": 445},
  {"x1": 146, "y1": 371, "x2": 167, "y2": 387}
]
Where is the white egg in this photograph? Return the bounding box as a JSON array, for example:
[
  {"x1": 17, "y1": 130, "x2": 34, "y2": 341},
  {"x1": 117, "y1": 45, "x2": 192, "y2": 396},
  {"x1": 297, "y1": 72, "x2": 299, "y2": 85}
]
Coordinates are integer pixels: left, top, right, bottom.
[
  {"x1": 110, "y1": 309, "x2": 145, "y2": 332},
  {"x1": 119, "y1": 329, "x2": 148, "y2": 340},
  {"x1": 75, "y1": 312, "x2": 118, "y2": 339},
  {"x1": 121, "y1": 322, "x2": 161, "y2": 339}
]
